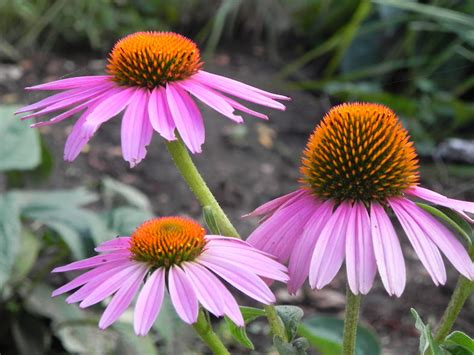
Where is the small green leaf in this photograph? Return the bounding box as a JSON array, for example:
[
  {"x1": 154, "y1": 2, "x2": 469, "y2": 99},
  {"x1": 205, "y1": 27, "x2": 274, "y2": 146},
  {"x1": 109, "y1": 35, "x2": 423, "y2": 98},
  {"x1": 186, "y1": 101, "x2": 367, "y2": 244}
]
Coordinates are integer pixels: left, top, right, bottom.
[
  {"x1": 417, "y1": 203, "x2": 472, "y2": 245},
  {"x1": 276, "y1": 305, "x2": 304, "y2": 341},
  {"x1": 203, "y1": 206, "x2": 221, "y2": 234},
  {"x1": 113, "y1": 322, "x2": 158, "y2": 355},
  {"x1": 443, "y1": 331, "x2": 474, "y2": 354},
  {"x1": 224, "y1": 316, "x2": 254, "y2": 350},
  {"x1": 0, "y1": 194, "x2": 22, "y2": 288},
  {"x1": 298, "y1": 315, "x2": 381, "y2": 355},
  {"x1": 105, "y1": 207, "x2": 154, "y2": 236},
  {"x1": 0, "y1": 105, "x2": 41, "y2": 171},
  {"x1": 274, "y1": 335, "x2": 308, "y2": 355},
  {"x1": 102, "y1": 177, "x2": 152, "y2": 211},
  {"x1": 240, "y1": 306, "x2": 266, "y2": 323},
  {"x1": 411, "y1": 308, "x2": 444, "y2": 355},
  {"x1": 10, "y1": 228, "x2": 41, "y2": 282}
]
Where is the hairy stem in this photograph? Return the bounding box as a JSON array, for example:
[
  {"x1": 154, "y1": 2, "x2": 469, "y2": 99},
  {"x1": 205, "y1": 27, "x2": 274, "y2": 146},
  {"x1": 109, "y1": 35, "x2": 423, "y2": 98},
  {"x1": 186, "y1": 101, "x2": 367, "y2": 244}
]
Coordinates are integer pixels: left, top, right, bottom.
[
  {"x1": 342, "y1": 286, "x2": 362, "y2": 355},
  {"x1": 193, "y1": 309, "x2": 230, "y2": 355}
]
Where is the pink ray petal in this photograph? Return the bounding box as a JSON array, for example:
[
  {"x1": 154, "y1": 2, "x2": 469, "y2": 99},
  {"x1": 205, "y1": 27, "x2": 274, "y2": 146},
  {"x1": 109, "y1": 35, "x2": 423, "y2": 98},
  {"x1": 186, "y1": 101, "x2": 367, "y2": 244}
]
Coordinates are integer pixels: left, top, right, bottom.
[
  {"x1": 398, "y1": 198, "x2": 474, "y2": 280},
  {"x1": 95, "y1": 237, "x2": 131, "y2": 252},
  {"x1": 148, "y1": 87, "x2": 176, "y2": 141},
  {"x1": 370, "y1": 203, "x2": 406, "y2": 297},
  {"x1": 406, "y1": 186, "x2": 474, "y2": 215},
  {"x1": 29, "y1": 100, "x2": 91, "y2": 128},
  {"x1": 246, "y1": 192, "x2": 318, "y2": 262},
  {"x1": 52, "y1": 260, "x2": 129, "y2": 297},
  {"x1": 309, "y1": 202, "x2": 350, "y2": 290},
  {"x1": 216, "y1": 93, "x2": 269, "y2": 120},
  {"x1": 345, "y1": 203, "x2": 377, "y2": 295},
  {"x1": 243, "y1": 189, "x2": 308, "y2": 218},
  {"x1": 84, "y1": 87, "x2": 136, "y2": 126},
  {"x1": 66, "y1": 262, "x2": 133, "y2": 303},
  {"x1": 204, "y1": 236, "x2": 278, "y2": 259},
  {"x1": 198, "y1": 256, "x2": 275, "y2": 304},
  {"x1": 121, "y1": 89, "x2": 153, "y2": 167},
  {"x1": 26, "y1": 75, "x2": 112, "y2": 91},
  {"x1": 196, "y1": 70, "x2": 290, "y2": 102},
  {"x1": 52, "y1": 251, "x2": 130, "y2": 273},
  {"x1": 168, "y1": 266, "x2": 199, "y2": 324},
  {"x1": 166, "y1": 83, "x2": 205, "y2": 154},
  {"x1": 16, "y1": 88, "x2": 86, "y2": 114},
  {"x1": 181, "y1": 262, "x2": 225, "y2": 317},
  {"x1": 288, "y1": 199, "x2": 334, "y2": 294},
  {"x1": 179, "y1": 79, "x2": 243, "y2": 123},
  {"x1": 80, "y1": 263, "x2": 142, "y2": 308},
  {"x1": 134, "y1": 268, "x2": 166, "y2": 336},
  {"x1": 390, "y1": 198, "x2": 446, "y2": 285},
  {"x1": 99, "y1": 264, "x2": 149, "y2": 329}
]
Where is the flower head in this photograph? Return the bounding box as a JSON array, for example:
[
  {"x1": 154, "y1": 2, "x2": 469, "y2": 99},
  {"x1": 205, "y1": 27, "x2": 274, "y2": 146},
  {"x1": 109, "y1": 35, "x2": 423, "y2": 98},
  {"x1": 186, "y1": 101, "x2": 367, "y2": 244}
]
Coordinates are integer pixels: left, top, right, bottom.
[
  {"x1": 246, "y1": 102, "x2": 474, "y2": 297},
  {"x1": 17, "y1": 31, "x2": 289, "y2": 167},
  {"x1": 52, "y1": 216, "x2": 288, "y2": 335}
]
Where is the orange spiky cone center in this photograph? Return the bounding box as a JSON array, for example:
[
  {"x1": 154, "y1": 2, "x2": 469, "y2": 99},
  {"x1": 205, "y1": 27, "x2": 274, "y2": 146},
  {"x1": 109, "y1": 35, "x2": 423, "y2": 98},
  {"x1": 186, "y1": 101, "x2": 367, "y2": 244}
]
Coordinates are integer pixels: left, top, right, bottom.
[
  {"x1": 130, "y1": 216, "x2": 206, "y2": 267},
  {"x1": 300, "y1": 102, "x2": 419, "y2": 203},
  {"x1": 107, "y1": 31, "x2": 203, "y2": 89}
]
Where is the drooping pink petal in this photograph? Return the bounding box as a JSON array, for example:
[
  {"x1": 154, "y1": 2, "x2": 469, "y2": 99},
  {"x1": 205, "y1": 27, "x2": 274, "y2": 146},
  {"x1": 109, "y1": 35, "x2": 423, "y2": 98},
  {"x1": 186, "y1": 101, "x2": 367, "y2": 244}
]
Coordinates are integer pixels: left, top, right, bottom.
[
  {"x1": 179, "y1": 79, "x2": 243, "y2": 123},
  {"x1": 16, "y1": 88, "x2": 86, "y2": 114},
  {"x1": 195, "y1": 71, "x2": 290, "y2": 104},
  {"x1": 243, "y1": 189, "x2": 308, "y2": 218},
  {"x1": 99, "y1": 264, "x2": 149, "y2": 329},
  {"x1": 84, "y1": 87, "x2": 136, "y2": 126},
  {"x1": 370, "y1": 203, "x2": 406, "y2": 297},
  {"x1": 121, "y1": 89, "x2": 153, "y2": 167},
  {"x1": 95, "y1": 237, "x2": 131, "y2": 252},
  {"x1": 200, "y1": 248, "x2": 288, "y2": 282},
  {"x1": 216, "y1": 94, "x2": 269, "y2": 120},
  {"x1": 168, "y1": 266, "x2": 199, "y2": 324},
  {"x1": 29, "y1": 100, "x2": 91, "y2": 128},
  {"x1": 396, "y1": 198, "x2": 474, "y2": 280},
  {"x1": 66, "y1": 262, "x2": 134, "y2": 304},
  {"x1": 134, "y1": 268, "x2": 166, "y2": 336},
  {"x1": 247, "y1": 192, "x2": 318, "y2": 262},
  {"x1": 406, "y1": 186, "x2": 474, "y2": 216},
  {"x1": 20, "y1": 82, "x2": 114, "y2": 120},
  {"x1": 198, "y1": 257, "x2": 275, "y2": 304},
  {"x1": 181, "y1": 262, "x2": 225, "y2": 317},
  {"x1": 52, "y1": 251, "x2": 130, "y2": 273},
  {"x1": 309, "y1": 202, "x2": 350, "y2": 290},
  {"x1": 288, "y1": 200, "x2": 334, "y2": 294},
  {"x1": 390, "y1": 198, "x2": 446, "y2": 285},
  {"x1": 79, "y1": 263, "x2": 143, "y2": 308},
  {"x1": 345, "y1": 203, "x2": 377, "y2": 294},
  {"x1": 204, "y1": 236, "x2": 278, "y2": 259},
  {"x1": 166, "y1": 83, "x2": 205, "y2": 154},
  {"x1": 148, "y1": 87, "x2": 176, "y2": 141},
  {"x1": 52, "y1": 260, "x2": 129, "y2": 297},
  {"x1": 26, "y1": 75, "x2": 112, "y2": 91}
]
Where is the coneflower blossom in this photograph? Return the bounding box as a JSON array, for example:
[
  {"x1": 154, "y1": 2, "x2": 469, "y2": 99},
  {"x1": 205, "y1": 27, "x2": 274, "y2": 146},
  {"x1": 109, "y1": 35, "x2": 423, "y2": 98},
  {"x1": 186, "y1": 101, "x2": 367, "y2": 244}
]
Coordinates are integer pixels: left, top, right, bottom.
[
  {"x1": 246, "y1": 103, "x2": 474, "y2": 297},
  {"x1": 52, "y1": 217, "x2": 288, "y2": 335},
  {"x1": 17, "y1": 31, "x2": 289, "y2": 167}
]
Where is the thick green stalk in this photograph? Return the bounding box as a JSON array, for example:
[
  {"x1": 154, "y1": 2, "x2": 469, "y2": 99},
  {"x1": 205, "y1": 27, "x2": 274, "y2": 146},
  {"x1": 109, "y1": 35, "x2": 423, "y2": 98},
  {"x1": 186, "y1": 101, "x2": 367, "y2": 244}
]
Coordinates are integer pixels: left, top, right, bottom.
[
  {"x1": 166, "y1": 138, "x2": 288, "y2": 348},
  {"x1": 342, "y1": 286, "x2": 362, "y2": 355},
  {"x1": 434, "y1": 245, "x2": 474, "y2": 342},
  {"x1": 166, "y1": 139, "x2": 239, "y2": 238},
  {"x1": 193, "y1": 309, "x2": 230, "y2": 355}
]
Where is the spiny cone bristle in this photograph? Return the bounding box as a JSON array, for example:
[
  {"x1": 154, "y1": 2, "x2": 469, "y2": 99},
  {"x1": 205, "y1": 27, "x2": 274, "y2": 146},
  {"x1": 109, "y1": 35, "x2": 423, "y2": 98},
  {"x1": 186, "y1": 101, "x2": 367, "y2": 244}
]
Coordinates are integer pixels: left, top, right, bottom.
[
  {"x1": 129, "y1": 216, "x2": 206, "y2": 267},
  {"x1": 107, "y1": 31, "x2": 202, "y2": 89},
  {"x1": 301, "y1": 102, "x2": 419, "y2": 203}
]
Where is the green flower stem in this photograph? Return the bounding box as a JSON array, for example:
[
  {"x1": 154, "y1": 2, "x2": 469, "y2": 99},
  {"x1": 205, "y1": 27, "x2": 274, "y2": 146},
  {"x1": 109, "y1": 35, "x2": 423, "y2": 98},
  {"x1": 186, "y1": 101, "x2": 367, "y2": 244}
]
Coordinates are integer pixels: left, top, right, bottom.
[
  {"x1": 193, "y1": 309, "x2": 230, "y2": 355},
  {"x1": 342, "y1": 286, "x2": 362, "y2": 355},
  {"x1": 434, "y1": 245, "x2": 474, "y2": 342},
  {"x1": 166, "y1": 139, "x2": 239, "y2": 238},
  {"x1": 264, "y1": 305, "x2": 288, "y2": 342},
  {"x1": 166, "y1": 138, "x2": 288, "y2": 347}
]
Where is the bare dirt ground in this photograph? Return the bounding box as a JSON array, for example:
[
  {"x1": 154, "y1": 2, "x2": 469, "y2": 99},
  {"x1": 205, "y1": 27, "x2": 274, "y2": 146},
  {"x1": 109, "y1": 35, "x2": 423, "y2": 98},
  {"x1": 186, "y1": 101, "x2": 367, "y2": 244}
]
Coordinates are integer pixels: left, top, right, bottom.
[{"x1": 2, "y1": 48, "x2": 473, "y2": 354}]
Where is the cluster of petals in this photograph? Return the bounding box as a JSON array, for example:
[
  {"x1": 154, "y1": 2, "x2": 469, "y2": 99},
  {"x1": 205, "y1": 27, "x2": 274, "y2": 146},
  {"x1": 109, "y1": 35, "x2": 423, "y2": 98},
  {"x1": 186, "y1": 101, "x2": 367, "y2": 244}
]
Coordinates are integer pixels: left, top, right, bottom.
[
  {"x1": 17, "y1": 71, "x2": 289, "y2": 167},
  {"x1": 52, "y1": 234, "x2": 288, "y2": 335},
  {"x1": 246, "y1": 186, "x2": 474, "y2": 297}
]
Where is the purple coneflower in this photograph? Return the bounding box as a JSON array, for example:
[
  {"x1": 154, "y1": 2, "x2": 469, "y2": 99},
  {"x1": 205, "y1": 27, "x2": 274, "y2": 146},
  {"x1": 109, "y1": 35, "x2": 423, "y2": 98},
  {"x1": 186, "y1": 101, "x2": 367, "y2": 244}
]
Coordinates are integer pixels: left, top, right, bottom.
[
  {"x1": 52, "y1": 216, "x2": 288, "y2": 335},
  {"x1": 17, "y1": 31, "x2": 289, "y2": 167},
  {"x1": 246, "y1": 102, "x2": 474, "y2": 297}
]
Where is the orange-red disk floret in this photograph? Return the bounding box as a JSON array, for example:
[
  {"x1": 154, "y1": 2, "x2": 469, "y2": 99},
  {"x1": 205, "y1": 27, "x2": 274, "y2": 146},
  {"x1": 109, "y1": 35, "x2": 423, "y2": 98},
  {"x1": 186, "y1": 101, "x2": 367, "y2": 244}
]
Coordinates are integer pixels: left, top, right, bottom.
[
  {"x1": 129, "y1": 216, "x2": 207, "y2": 267},
  {"x1": 107, "y1": 31, "x2": 203, "y2": 89},
  {"x1": 300, "y1": 102, "x2": 419, "y2": 203}
]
